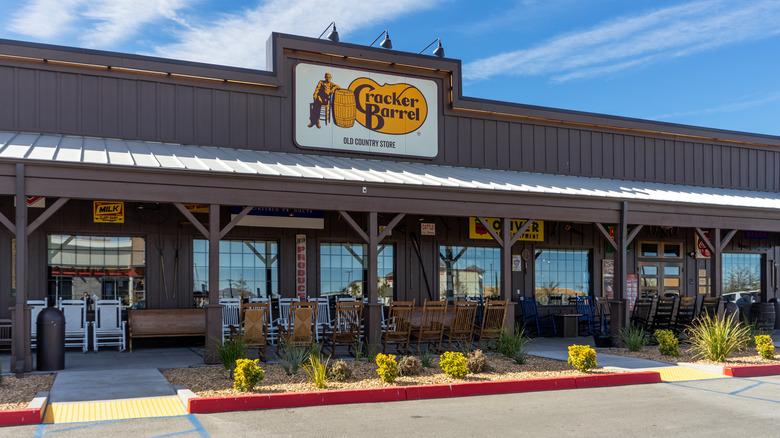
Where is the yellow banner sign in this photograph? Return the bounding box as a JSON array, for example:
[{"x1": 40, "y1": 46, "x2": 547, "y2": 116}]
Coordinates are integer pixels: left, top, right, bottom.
[
  {"x1": 184, "y1": 203, "x2": 209, "y2": 213},
  {"x1": 93, "y1": 201, "x2": 124, "y2": 223},
  {"x1": 469, "y1": 218, "x2": 544, "y2": 241}
]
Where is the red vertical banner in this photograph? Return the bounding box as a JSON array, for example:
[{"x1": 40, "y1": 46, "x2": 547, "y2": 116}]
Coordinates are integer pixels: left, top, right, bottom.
[
  {"x1": 626, "y1": 274, "x2": 639, "y2": 310},
  {"x1": 296, "y1": 234, "x2": 307, "y2": 300}
]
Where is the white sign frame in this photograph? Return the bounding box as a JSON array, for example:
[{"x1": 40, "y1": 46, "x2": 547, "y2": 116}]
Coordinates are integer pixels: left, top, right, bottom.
[{"x1": 294, "y1": 62, "x2": 439, "y2": 158}]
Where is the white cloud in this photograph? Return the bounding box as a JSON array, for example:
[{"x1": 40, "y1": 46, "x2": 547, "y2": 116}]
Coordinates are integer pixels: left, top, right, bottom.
[
  {"x1": 8, "y1": 0, "x2": 195, "y2": 48},
  {"x1": 463, "y1": 0, "x2": 780, "y2": 82},
  {"x1": 652, "y1": 92, "x2": 780, "y2": 121},
  {"x1": 149, "y1": 0, "x2": 440, "y2": 70},
  {"x1": 9, "y1": 0, "x2": 85, "y2": 39}
]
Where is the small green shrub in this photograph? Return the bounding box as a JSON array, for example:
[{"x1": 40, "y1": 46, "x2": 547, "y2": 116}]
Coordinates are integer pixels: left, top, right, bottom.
[
  {"x1": 655, "y1": 329, "x2": 679, "y2": 357},
  {"x1": 687, "y1": 312, "x2": 750, "y2": 362},
  {"x1": 233, "y1": 358, "x2": 264, "y2": 392},
  {"x1": 375, "y1": 353, "x2": 398, "y2": 383},
  {"x1": 567, "y1": 344, "x2": 597, "y2": 372},
  {"x1": 328, "y1": 359, "x2": 352, "y2": 381},
  {"x1": 278, "y1": 344, "x2": 312, "y2": 375},
  {"x1": 419, "y1": 351, "x2": 435, "y2": 368},
  {"x1": 214, "y1": 335, "x2": 246, "y2": 378},
  {"x1": 466, "y1": 349, "x2": 489, "y2": 373},
  {"x1": 440, "y1": 351, "x2": 469, "y2": 379},
  {"x1": 620, "y1": 325, "x2": 649, "y2": 352},
  {"x1": 302, "y1": 353, "x2": 330, "y2": 388},
  {"x1": 755, "y1": 334, "x2": 775, "y2": 359},
  {"x1": 355, "y1": 341, "x2": 379, "y2": 363},
  {"x1": 398, "y1": 355, "x2": 422, "y2": 376}
]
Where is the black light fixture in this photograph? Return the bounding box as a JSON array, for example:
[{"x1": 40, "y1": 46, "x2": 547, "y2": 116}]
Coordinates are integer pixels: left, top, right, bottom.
[
  {"x1": 370, "y1": 30, "x2": 392, "y2": 49},
  {"x1": 419, "y1": 38, "x2": 445, "y2": 57},
  {"x1": 318, "y1": 21, "x2": 339, "y2": 42}
]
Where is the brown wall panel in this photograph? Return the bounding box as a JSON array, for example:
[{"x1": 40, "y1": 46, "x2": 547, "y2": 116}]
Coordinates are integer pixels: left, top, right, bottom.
[
  {"x1": 38, "y1": 70, "x2": 58, "y2": 131},
  {"x1": 120, "y1": 80, "x2": 138, "y2": 139},
  {"x1": 17, "y1": 70, "x2": 36, "y2": 131},
  {"x1": 100, "y1": 77, "x2": 120, "y2": 137},
  {"x1": 471, "y1": 119, "x2": 484, "y2": 167},
  {"x1": 484, "y1": 120, "x2": 497, "y2": 169},
  {"x1": 175, "y1": 85, "x2": 195, "y2": 145},
  {"x1": 80, "y1": 75, "x2": 99, "y2": 133},
  {"x1": 520, "y1": 124, "x2": 533, "y2": 172},
  {"x1": 0, "y1": 67, "x2": 13, "y2": 126}
]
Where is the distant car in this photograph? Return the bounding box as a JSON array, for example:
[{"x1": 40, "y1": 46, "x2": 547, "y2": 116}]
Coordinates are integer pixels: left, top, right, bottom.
[
  {"x1": 129, "y1": 300, "x2": 146, "y2": 310},
  {"x1": 722, "y1": 291, "x2": 759, "y2": 304}
]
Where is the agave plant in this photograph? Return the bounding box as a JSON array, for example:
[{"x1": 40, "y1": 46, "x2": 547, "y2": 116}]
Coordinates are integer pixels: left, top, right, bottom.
[{"x1": 686, "y1": 312, "x2": 750, "y2": 362}]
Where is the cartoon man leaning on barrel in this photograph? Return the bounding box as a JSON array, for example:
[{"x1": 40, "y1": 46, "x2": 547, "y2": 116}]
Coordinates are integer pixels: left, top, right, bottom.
[{"x1": 308, "y1": 72, "x2": 340, "y2": 128}]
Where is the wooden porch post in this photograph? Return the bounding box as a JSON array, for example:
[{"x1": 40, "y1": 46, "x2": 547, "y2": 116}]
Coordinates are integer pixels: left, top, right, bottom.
[
  {"x1": 203, "y1": 204, "x2": 222, "y2": 364},
  {"x1": 11, "y1": 163, "x2": 31, "y2": 374},
  {"x1": 500, "y1": 217, "x2": 516, "y2": 333}
]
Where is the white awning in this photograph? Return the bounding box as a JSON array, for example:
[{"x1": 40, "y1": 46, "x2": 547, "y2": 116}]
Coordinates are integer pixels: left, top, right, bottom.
[{"x1": 1, "y1": 130, "x2": 779, "y2": 210}]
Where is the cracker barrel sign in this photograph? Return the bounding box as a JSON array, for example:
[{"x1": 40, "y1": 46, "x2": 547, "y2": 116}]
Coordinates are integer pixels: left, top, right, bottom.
[
  {"x1": 93, "y1": 201, "x2": 124, "y2": 223},
  {"x1": 295, "y1": 63, "x2": 438, "y2": 158},
  {"x1": 469, "y1": 218, "x2": 544, "y2": 241}
]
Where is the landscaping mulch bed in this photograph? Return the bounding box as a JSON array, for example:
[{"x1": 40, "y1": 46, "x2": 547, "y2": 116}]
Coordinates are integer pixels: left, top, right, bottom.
[
  {"x1": 600, "y1": 345, "x2": 779, "y2": 366},
  {"x1": 0, "y1": 374, "x2": 56, "y2": 411},
  {"x1": 162, "y1": 354, "x2": 616, "y2": 398}
]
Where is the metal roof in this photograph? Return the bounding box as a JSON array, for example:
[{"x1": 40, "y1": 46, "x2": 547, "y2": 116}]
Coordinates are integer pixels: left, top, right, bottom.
[{"x1": 1, "y1": 130, "x2": 779, "y2": 210}]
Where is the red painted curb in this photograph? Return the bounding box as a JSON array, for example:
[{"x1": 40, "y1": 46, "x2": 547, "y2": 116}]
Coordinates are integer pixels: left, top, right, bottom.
[
  {"x1": 723, "y1": 364, "x2": 780, "y2": 378},
  {"x1": 574, "y1": 371, "x2": 661, "y2": 388},
  {"x1": 406, "y1": 377, "x2": 576, "y2": 400},
  {"x1": 189, "y1": 387, "x2": 406, "y2": 414},
  {"x1": 187, "y1": 372, "x2": 662, "y2": 414},
  {"x1": 0, "y1": 408, "x2": 41, "y2": 427}
]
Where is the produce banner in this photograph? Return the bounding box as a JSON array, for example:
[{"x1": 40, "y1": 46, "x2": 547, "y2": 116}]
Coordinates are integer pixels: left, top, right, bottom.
[{"x1": 468, "y1": 218, "x2": 544, "y2": 241}]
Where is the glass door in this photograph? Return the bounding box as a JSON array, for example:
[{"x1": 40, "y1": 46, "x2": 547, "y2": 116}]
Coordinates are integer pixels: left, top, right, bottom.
[{"x1": 638, "y1": 262, "x2": 682, "y2": 297}]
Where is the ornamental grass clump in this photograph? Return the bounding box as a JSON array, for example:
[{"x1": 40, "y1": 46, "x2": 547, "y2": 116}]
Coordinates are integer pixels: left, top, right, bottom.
[
  {"x1": 233, "y1": 358, "x2": 264, "y2": 392},
  {"x1": 494, "y1": 327, "x2": 532, "y2": 365},
  {"x1": 655, "y1": 329, "x2": 679, "y2": 357},
  {"x1": 214, "y1": 335, "x2": 246, "y2": 378},
  {"x1": 567, "y1": 344, "x2": 597, "y2": 372},
  {"x1": 686, "y1": 312, "x2": 750, "y2": 362},
  {"x1": 419, "y1": 351, "x2": 435, "y2": 368},
  {"x1": 302, "y1": 353, "x2": 330, "y2": 388},
  {"x1": 620, "y1": 325, "x2": 649, "y2": 352},
  {"x1": 375, "y1": 353, "x2": 398, "y2": 383},
  {"x1": 754, "y1": 334, "x2": 775, "y2": 360},
  {"x1": 278, "y1": 344, "x2": 312, "y2": 376},
  {"x1": 466, "y1": 349, "x2": 489, "y2": 373},
  {"x1": 440, "y1": 351, "x2": 469, "y2": 379},
  {"x1": 397, "y1": 355, "x2": 422, "y2": 376}
]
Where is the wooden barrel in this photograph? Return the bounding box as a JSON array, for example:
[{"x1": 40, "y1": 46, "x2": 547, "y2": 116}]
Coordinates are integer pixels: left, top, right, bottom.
[
  {"x1": 751, "y1": 302, "x2": 775, "y2": 329},
  {"x1": 333, "y1": 89, "x2": 356, "y2": 128}
]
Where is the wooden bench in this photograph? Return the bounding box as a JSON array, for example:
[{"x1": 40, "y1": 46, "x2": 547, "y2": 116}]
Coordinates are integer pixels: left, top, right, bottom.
[{"x1": 128, "y1": 309, "x2": 205, "y2": 352}]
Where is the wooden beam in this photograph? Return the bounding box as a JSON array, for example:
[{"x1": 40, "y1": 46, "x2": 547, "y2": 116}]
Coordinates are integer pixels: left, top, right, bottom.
[
  {"x1": 720, "y1": 229, "x2": 738, "y2": 251},
  {"x1": 509, "y1": 219, "x2": 535, "y2": 247},
  {"x1": 378, "y1": 213, "x2": 405, "y2": 242},
  {"x1": 219, "y1": 205, "x2": 253, "y2": 239},
  {"x1": 174, "y1": 202, "x2": 209, "y2": 239},
  {"x1": 595, "y1": 223, "x2": 618, "y2": 250},
  {"x1": 339, "y1": 210, "x2": 369, "y2": 243},
  {"x1": 626, "y1": 225, "x2": 643, "y2": 245},
  {"x1": 0, "y1": 210, "x2": 13, "y2": 233},
  {"x1": 26, "y1": 197, "x2": 69, "y2": 236},
  {"x1": 477, "y1": 217, "x2": 502, "y2": 246}
]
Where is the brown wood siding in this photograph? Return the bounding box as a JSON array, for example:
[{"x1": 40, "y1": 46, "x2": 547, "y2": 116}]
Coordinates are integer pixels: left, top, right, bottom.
[{"x1": 1, "y1": 50, "x2": 780, "y2": 192}]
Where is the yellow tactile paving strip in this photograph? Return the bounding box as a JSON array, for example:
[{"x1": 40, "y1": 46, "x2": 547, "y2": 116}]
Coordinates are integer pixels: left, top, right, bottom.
[
  {"x1": 649, "y1": 367, "x2": 729, "y2": 382},
  {"x1": 43, "y1": 396, "x2": 187, "y2": 424}
]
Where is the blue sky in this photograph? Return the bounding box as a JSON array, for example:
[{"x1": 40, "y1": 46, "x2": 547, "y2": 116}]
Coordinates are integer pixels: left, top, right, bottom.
[{"x1": 2, "y1": 0, "x2": 780, "y2": 136}]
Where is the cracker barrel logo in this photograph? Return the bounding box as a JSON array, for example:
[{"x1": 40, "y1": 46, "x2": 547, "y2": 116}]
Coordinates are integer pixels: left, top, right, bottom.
[
  {"x1": 306, "y1": 73, "x2": 427, "y2": 135},
  {"x1": 93, "y1": 201, "x2": 124, "y2": 223}
]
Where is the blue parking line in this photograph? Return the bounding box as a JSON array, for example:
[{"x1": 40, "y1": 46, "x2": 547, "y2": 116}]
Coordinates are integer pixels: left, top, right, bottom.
[
  {"x1": 666, "y1": 380, "x2": 780, "y2": 405},
  {"x1": 32, "y1": 415, "x2": 208, "y2": 437},
  {"x1": 729, "y1": 380, "x2": 764, "y2": 395}
]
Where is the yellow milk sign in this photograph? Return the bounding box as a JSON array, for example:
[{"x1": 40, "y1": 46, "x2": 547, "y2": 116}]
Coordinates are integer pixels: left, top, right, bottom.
[
  {"x1": 93, "y1": 201, "x2": 124, "y2": 223},
  {"x1": 469, "y1": 217, "x2": 544, "y2": 241}
]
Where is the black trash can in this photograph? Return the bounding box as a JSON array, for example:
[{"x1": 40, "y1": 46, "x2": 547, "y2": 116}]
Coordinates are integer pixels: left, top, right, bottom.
[{"x1": 37, "y1": 307, "x2": 65, "y2": 371}]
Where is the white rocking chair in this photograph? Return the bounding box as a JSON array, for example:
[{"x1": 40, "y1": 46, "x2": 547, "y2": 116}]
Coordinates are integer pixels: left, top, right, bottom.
[
  {"x1": 93, "y1": 299, "x2": 126, "y2": 351},
  {"x1": 58, "y1": 299, "x2": 89, "y2": 353}
]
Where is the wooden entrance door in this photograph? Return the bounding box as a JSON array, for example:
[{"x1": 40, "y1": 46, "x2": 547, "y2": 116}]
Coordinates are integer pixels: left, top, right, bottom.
[{"x1": 638, "y1": 262, "x2": 683, "y2": 298}]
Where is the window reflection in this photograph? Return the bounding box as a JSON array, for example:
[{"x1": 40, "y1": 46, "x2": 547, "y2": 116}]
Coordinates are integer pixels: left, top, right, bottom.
[
  {"x1": 534, "y1": 249, "x2": 590, "y2": 305},
  {"x1": 438, "y1": 246, "x2": 501, "y2": 301}
]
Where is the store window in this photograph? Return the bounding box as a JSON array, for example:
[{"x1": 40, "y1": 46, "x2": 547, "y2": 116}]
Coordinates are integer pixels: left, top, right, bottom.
[
  {"x1": 639, "y1": 242, "x2": 682, "y2": 258},
  {"x1": 722, "y1": 253, "x2": 762, "y2": 304},
  {"x1": 47, "y1": 235, "x2": 146, "y2": 308},
  {"x1": 193, "y1": 240, "x2": 278, "y2": 305},
  {"x1": 319, "y1": 243, "x2": 394, "y2": 299},
  {"x1": 438, "y1": 246, "x2": 501, "y2": 301},
  {"x1": 534, "y1": 249, "x2": 590, "y2": 305}
]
